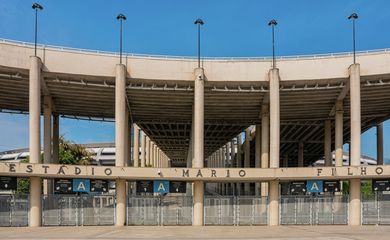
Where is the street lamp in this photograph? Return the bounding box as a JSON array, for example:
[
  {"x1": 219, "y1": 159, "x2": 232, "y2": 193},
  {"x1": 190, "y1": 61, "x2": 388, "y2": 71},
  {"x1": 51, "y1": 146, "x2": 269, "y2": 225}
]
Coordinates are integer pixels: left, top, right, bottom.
[
  {"x1": 348, "y1": 13, "x2": 358, "y2": 64},
  {"x1": 194, "y1": 18, "x2": 204, "y2": 68},
  {"x1": 268, "y1": 19, "x2": 278, "y2": 69},
  {"x1": 32, "y1": 3, "x2": 43, "y2": 57},
  {"x1": 116, "y1": 14, "x2": 127, "y2": 64}
]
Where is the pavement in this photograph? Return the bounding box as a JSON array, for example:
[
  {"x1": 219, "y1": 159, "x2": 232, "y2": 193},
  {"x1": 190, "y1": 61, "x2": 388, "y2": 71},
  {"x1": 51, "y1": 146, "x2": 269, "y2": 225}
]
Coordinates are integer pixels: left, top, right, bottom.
[{"x1": 0, "y1": 226, "x2": 389, "y2": 240}]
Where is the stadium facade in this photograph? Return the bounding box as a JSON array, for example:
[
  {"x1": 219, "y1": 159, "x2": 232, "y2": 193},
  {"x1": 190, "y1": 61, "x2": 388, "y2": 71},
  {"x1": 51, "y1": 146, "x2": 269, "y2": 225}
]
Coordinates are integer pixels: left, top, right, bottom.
[{"x1": 0, "y1": 38, "x2": 389, "y2": 227}]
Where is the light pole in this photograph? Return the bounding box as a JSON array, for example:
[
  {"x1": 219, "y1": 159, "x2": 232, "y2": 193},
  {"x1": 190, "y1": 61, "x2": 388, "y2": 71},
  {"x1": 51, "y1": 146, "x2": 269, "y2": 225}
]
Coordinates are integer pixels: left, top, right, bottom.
[
  {"x1": 32, "y1": 3, "x2": 43, "y2": 57},
  {"x1": 194, "y1": 18, "x2": 204, "y2": 68},
  {"x1": 116, "y1": 14, "x2": 127, "y2": 64},
  {"x1": 268, "y1": 19, "x2": 277, "y2": 69},
  {"x1": 348, "y1": 13, "x2": 358, "y2": 64}
]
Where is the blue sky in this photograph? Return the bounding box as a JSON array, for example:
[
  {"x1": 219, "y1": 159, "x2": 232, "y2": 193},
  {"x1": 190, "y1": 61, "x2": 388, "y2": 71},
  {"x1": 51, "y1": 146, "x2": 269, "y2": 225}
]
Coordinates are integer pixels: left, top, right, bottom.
[{"x1": 0, "y1": 0, "x2": 389, "y2": 160}]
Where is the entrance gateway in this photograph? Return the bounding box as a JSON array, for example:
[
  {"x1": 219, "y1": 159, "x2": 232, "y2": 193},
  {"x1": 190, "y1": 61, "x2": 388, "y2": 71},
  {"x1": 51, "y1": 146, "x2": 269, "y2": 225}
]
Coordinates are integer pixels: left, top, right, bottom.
[{"x1": 2, "y1": 163, "x2": 390, "y2": 226}]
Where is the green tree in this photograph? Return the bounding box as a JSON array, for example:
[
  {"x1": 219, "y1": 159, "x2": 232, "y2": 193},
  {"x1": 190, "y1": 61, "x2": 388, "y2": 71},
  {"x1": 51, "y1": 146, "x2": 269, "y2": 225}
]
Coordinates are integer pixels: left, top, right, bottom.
[{"x1": 59, "y1": 136, "x2": 92, "y2": 165}]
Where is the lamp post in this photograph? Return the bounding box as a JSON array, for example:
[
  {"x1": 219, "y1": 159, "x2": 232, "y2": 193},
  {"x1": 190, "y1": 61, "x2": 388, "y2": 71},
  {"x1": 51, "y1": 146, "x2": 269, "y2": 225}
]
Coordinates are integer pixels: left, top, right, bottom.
[
  {"x1": 117, "y1": 14, "x2": 127, "y2": 64},
  {"x1": 348, "y1": 13, "x2": 358, "y2": 64},
  {"x1": 268, "y1": 19, "x2": 277, "y2": 69},
  {"x1": 32, "y1": 3, "x2": 43, "y2": 57},
  {"x1": 194, "y1": 18, "x2": 204, "y2": 68}
]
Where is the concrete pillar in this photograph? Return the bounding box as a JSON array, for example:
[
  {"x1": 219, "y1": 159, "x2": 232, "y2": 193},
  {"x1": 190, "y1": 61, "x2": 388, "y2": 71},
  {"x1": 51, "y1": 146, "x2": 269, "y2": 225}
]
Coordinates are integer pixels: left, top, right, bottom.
[
  {"x1": 244, "y1": 128, "x2": 251, "y2": 195},
  {"x1": 43, "y1": 96, "x2": 52, "y2": 195},
  {"x1": 377, "y1": 123, "x2": 384, "y2": 165},
  {"x1": 324, "y1": 119, "x2": 332, "y2": 166},
  {"x1": 153, "y1": 144, "x2": 157, "y2": 167},
  {"x1": 29, "y1": 56, "x2": 42, "y2": 227},
  {"x1": 255, "y1": 124, "x2": 261, "y2": 196},
  {"x1": 226, "y1": 142, "x2": 231, "y2": 194},
  {"x1": 115, "y1": 64, "x2": 127, "y2": 226},
  {"x1": 150, "y1": 142, "x2": 154, "y2": 167},
  {"x1": 269, "y1": 180, "x2": 279, "y2": 226},
  {"x1": 193, "y1": 68, "x2": 204, "y2": 226},
  {"x1": 349, "y1": 63, "x2": 361, "y2": 226},
  {"x1": 146, "y1": 137, "x2": 150, "y2": 167},
  {"x1": 52, "y1": 114, "x2": 59, "y2": 164},
  {"x1": 141, "y1": 131, "x2": 146, "y2": 167},
  {"x1": 237, "y1": 134, "x2": 242, "y2": 195},
  {"x1": 269, "y1": 68, "x2": 280, "y2": 168},
  {"x1": 124, "y1": 109, "x2": 129, "y2": 167},
  {"x1": 268, "y1": 68, "x2": 280, "y2": 226},
  {"x1": 231, "y1": 140, "x2": 236, "y2": 195},
  {"x1": 335, "y1": 100, "x2": 344, "y2": 167},
  {"x1": 115, "y1": 179, "x2": 126, "y2": 226},
  {"x1": 298, "y1": 142, "x2": 304, "y2": 167},
  {"x1": 261, "y1": 105, "x2": 269, "y2": 197},
  {"x1": 133, "y1": 125, "x2": 140, "y2": 167}
]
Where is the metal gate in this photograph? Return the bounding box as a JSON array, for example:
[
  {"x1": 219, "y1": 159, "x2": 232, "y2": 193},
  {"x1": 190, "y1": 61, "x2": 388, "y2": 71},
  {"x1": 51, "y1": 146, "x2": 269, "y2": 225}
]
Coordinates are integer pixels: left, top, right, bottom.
[
  {"x1": 127, "y1": 195, "x2": 193, "y2": 226},
  {"x1": 0, "y1": 195, "x2": 29, "y2": 227},
  {"x1": 280, "y1": 195, "x2": 348, "y2": 225},
  {"x1": 42, "y1": 194, "x2": 115, "y2": 226},
  {"x1": 204, "y1": 196, "x2": 267, "y2": 225},
  {"x1": 362, "y1": 193, "x2": 390, "y2": 225}
]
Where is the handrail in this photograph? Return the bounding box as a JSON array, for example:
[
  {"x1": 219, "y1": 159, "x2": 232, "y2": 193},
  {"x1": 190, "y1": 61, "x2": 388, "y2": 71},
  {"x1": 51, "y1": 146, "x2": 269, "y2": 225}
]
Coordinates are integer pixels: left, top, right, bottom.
[{"x1": 0, "y1": 37, "x2": 389, "y2": 61}]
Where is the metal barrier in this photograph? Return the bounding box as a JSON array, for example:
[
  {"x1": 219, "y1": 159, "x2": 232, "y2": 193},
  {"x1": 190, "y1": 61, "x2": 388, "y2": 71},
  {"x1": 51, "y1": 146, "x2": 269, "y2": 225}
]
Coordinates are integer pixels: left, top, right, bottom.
[
  {"x1": 362, "y1": 193, "x2": 390, "y2": 225},
  {"x1": 127, "y1": 195, "x2": 193, "y2": 226},
  {"x1": 0, "y1": 195, "x2": 29, "y2": 227},
  {"x1": 204, "y1": 196, "x2": 267, "y2": 225},
  {"x1": 42, "y1": 194, "x2": 115, "y2": 226},
  {"x1": 280, "y1": 195, "x2": 348, "y2": 225}
]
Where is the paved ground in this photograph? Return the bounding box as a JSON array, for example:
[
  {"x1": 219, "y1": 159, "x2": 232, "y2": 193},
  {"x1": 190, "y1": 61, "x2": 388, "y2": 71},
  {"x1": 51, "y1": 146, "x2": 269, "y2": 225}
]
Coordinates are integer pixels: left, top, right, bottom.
[{"x1": 0, "y1": 226, "x2": 389, "y2": 240}]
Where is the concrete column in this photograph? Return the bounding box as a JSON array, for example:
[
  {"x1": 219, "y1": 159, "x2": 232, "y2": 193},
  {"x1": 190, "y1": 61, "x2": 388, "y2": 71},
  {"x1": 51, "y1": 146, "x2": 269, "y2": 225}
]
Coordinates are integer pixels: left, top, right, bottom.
[
  {"x1": 269, "y1": 69, "x2": 280, "y2": 168},
  {"x1": 52, "y1": 114, "x2": 59, "y2": 164},
  {"x1": 193, "y1": 68, "x2": 204, "y2": 226},
  {"x1": 29, "y1": 56, "x2": 42, "y2": 227},
  {"x1": 153, "y1": 144, "x2": 157, "y2": 167},
  {"x1": 150, "y1": 142, "x2": 154, "y2": 167},
  {"x1": 268, "y1": 68, "x2": 280, "y2": 226},
  {"x1": 261, "y1": 105, "x2": 269, "y2": 197},
  {"x1": 335, "y1": 100, "x2": 344, "y2": 167},
  {"x1": 231, "y1": 140, "x2": 236, "y2": 195},
  {"x1": 115, "y1": 179, "x2": 126, "y2": 226},
  {"x1": 124, "y1": 108, "x2": 129, "y2": 167},
  {"x1": 146, "y1": 137, "x2": 150, "y2": 167},
  {"x1": 255, "y1": 124, "x2": 261, "y2": 196},
  {"x1": 115, "y1": 64, "x2": 127, "y2": 167},
  {"x1": 298, "y1": 142, "x2": 304, "y2": 167},
  {"x1": 141, "y1": 131, "x2": 146, "y2": 167},
  {"x1": 133, "y1": 124, "x2": 140, "y2": 167},
  {"x1": 324, "y1": 120, "x2": 332, "y2": 166},
  {"x1": 269, "y1": 180, "x2": 279, "y2": 226},
  {"x1": 377, "y1": 123, "x2": 384, "y2": 165},
  {"x1": 221, "y1": 145, "x2": 226, "y2": 195},
  {"x1": 237, "y1": 134, "x2": 242, "y2": 195},
  {"x1": 244, "y1": 128, "x2": 251, "y2": 195},
  {"x1": 115, "y1": 64, "x2": 127, "y2": 226},
  {"x1": 43, "y1": 96, "x2": 52, "y2": 195},
  {"x1": 349, "y1": 63, "x2": 361, "y2": 226}
]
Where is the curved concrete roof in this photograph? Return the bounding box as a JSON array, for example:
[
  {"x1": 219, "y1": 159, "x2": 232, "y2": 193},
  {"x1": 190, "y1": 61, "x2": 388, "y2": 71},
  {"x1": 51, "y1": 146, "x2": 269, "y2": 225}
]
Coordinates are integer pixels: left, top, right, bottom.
[{"x1": 1, "y1": 39, "x2": 390, "y2": 166}]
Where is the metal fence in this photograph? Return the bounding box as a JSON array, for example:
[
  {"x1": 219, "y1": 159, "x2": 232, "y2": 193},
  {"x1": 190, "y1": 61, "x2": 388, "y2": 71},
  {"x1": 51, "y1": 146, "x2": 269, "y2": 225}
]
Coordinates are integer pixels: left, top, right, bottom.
[
  {"x1": 280, "y1": 195, "x2": 349, "y2": 225},
  {"x1": 127, "y1": 195, "x2": 193, "y2": 226},
  {"x1": 362, "y1": 193, "x2": 390, "y2": 225},
  {"x1": 42, "y1": 194, "x2": 115, "y2": 226},
  {"x1": 204, "y1": 196, "x2": 268, "y2": 225},
  {"x1": 0, "y1": 195, "x2": 29, "y2": 227}
]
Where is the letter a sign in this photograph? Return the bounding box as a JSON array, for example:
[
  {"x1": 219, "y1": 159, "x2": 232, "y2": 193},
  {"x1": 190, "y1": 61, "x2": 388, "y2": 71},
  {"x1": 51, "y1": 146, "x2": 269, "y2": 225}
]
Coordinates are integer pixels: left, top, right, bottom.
[
  {"x1": 307, "y1": 180, "x2": 323, "y2": 193},
  {"x1": 153, "y1": 180, "x2": 170, "y2": 194},
  {"x1": 73, "y1": 179, "x2": 90, "y2": 193}
]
